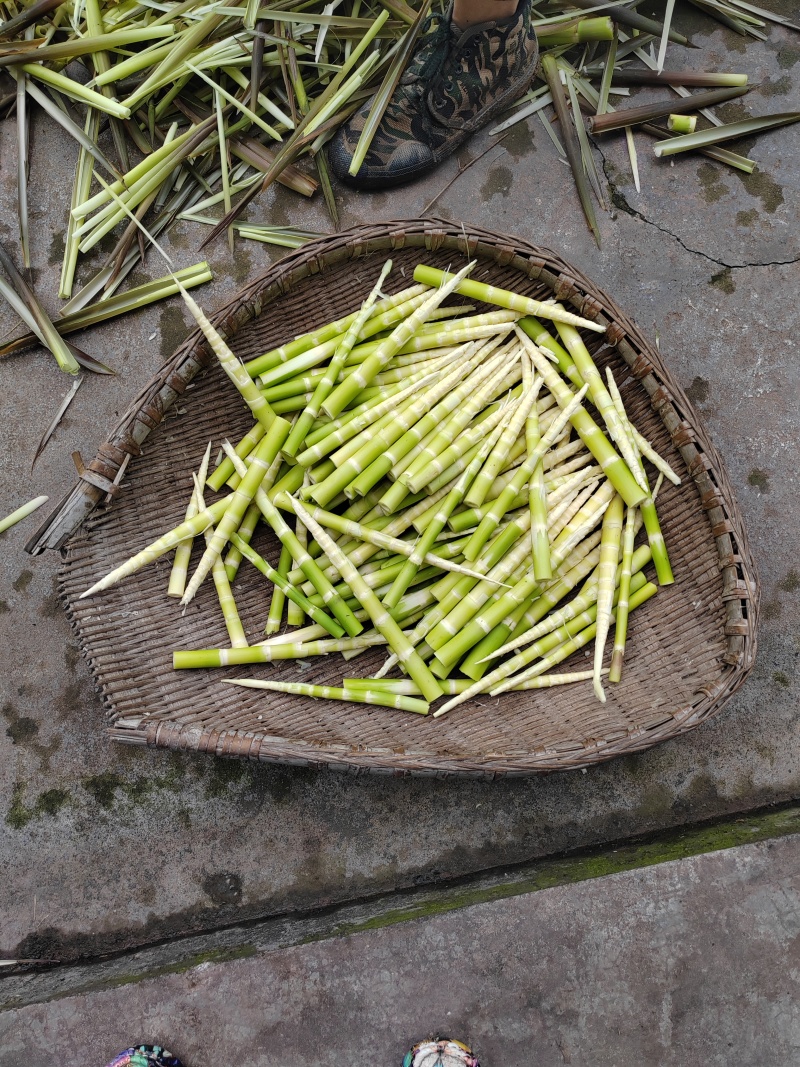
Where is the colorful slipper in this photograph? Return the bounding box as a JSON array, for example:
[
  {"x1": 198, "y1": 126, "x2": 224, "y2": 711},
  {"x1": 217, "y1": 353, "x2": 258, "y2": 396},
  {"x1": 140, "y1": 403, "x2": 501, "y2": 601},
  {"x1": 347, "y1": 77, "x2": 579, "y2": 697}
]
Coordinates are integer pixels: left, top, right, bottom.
[
  {"x1": 105, "y1": 1045, "x2": 183, "y2": 1067},
  {"x1": 403, "y1": 1037, "x2": 480, "y2": 1067}
]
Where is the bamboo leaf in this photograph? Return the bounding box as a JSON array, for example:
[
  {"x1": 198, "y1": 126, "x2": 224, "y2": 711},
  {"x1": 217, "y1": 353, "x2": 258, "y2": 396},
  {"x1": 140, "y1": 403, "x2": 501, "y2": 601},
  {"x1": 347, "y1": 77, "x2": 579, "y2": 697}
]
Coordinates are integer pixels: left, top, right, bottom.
[
  {"x1": 725, "y1": 0, "x2": 800, "y2": 31},
  {"x1": 32, "y1": 375, "x2": 83, "y2": 469},
  {"x1": 653, "y1": 111, "x2": 800, "y2": 156},
  {"x1": 0, "y1": 26, "x2": 176, "y2": 67},
  {"x1": 201, "y1": 8, "x2": 390, "y2": 245},
  {"x1": 566, "y1": 69, "x2": 606, "y2": 208},
  {"x1": 596, "y1": 26, "x2": 617, "y2": 116},
  {"x1": 314, "y1": 149, "x2": 340, "y2": 228},
  {"x1": 15, "y1": 35, "x2": 30, "y2": 269},
  {"x1": 542, "y1": 53, "x2": 601, "y2": 247},
  {"x1": 625, "y1": 126, "x2": 640, "y2": 191},
  {"x1": 348, "y1": 0, "x2": 431, "y2": 177},
  {"x1": 21, "y1": 78, "x2": 121, "y2": 177},
  {"x1": 0, "y1": 264, "x2": 212, "y2": 359},
  {"x1": 22, "y1": 61, "x2": 131, "y2": 118},
  {"x1": 0, "y1": 242, "x2": 80, "y2": 374},
  {"x1": 637, "y1": 120, "x2": 754, "y2": 170},
  {"x1": 656, "y1": 0, "x2": 676, "y2": 71}
]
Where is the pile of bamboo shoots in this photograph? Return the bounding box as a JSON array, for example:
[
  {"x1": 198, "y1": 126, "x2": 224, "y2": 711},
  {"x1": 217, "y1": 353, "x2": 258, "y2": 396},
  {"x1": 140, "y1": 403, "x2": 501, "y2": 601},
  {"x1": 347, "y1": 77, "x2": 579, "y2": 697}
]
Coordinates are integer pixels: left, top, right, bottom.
[{"x1": 80, "y1": 260, "x2": 681, "y2": 717}]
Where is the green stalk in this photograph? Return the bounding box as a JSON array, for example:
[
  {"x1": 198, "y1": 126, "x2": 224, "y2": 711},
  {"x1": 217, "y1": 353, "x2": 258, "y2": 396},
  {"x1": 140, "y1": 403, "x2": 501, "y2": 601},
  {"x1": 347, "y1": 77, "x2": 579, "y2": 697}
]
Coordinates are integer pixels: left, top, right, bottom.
[
  {"x1": 491, "y1": 580, "x2": 658, "y2": 695},
  {"x1": 412, "y1": 266, "x2": 605, "y2": 333},
  {"x1": 265, "y1": 543, "x2": 292, "y2": 634},
  {"x1": 180, "y1": 287, "x2": 279, "y2": 431},
  {"x1": 0, "y1": 495, "x2": 48, "y2": 534},
  {"x1": 252, "y1": 487, "x2": 363, "y2": 638},
  {"x1": 459, "y1": 529, "x2": 606, "y2": 679},
  {"x1": 229, "y1": 533, "x2": 344, "y2": 638},
  {"x1": 486, "y1": 539, "x2": 649, "y2": 664},
  {"x1": 465, "y1": 387, "x2": 535, "y2": 509},
  {"x1": 592, "y1": 492, "x2": 624, "y2": 701},
  {"x1": 174, "y1": 633, "x2": 388, "y2": 669},
  {"x1": 207, "y1": 423, "x2": 265, "y2": 494},
  {"x1": 244, "y1": 285, "x2": 425, "y2": 378},
  {"x1": 323, "y1": 261, "x2": 476, "y2": 418},
  {"x1": 182, "y1": 417, "x2": 291, "y2": 605},
  {"x1": 381, "y1": 411, "x2": 512, "y2": 612},
  {"x1": 606, "y1": 369, "x2": 674, "y2": 585},
  {"x1": 296, "y1": 370, "x2": 439, "y2": 467},
  {"x1": 516, "y1": 316, "x2": 584, "y2": 388},
  {"x1": 553, "y1": 317, "x2": 646, "y2": 489},
  {"x1": 256, "y1": 290, "x2": 431, "y2": 387},
  {"x1": 344, "y1": 340, "x2": 510, "y2": 500},
  {"x1": 192, "y1": 478, "x2": 248, "y2": 648},
  {"x1": 524, "y1": 365, "x2": 551, "y2": 580},
  {"x1": 430, "y1": 481, "x2": 616, "y2": 670},
  {"x1": 81, "y1": 494, "x2": 234, "y2": 598},
  {"x1": 515, "y1": 327, "x2": 645, "y2": 507},
  {"x1": 168, "y1": 442, "x2": 212, "y2": 598},
  {"x1": 609, "y1": 504, "x2": 637, "y2": 682},
  {"x1": 224, "y1": 500, "x2": 262, "y2": 583},
  {"x1": 283, "y1": 260, "x2": 393, "y2": 456},
  {"x1": 397, "y1": 343, "x2": 518, "y2": 492},
  {"x1": 462, "y1": 384, "x2": 589, "y2": 562},
  {"x1": 434, "y1": 575, "x2": 655, "y2": 716},
  {"x1": 282, "y1": 498, "x2": 506, "y2": 586},
  {"x1": 224, "y1": 678, "x2": 429, "y2": 715},
  {"x1": 291, "y1": 499, "x2": 444, "y2": 703}
]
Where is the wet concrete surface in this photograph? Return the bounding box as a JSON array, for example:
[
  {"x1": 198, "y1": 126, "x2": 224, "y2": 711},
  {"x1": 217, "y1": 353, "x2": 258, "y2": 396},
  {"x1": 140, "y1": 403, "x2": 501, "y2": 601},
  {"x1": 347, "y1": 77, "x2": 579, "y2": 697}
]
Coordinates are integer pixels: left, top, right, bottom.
[
  {"x1": 0, "y1": 10, "x2": 799, "y2": 966},
  {"x1": 3, "y1": 832, "x2": 800, "y2": 1066}
]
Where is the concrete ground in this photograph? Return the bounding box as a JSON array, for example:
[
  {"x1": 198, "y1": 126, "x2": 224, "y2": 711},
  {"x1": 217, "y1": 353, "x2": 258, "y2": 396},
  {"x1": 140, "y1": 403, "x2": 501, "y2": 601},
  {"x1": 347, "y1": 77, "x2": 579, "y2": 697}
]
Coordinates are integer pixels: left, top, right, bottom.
[
  {"x1": 0, "y1": 1, "x2": 799, "y2": 1059},
  {"x1": 3, "y1": 819, "x2": 800, "y2": 1066}
]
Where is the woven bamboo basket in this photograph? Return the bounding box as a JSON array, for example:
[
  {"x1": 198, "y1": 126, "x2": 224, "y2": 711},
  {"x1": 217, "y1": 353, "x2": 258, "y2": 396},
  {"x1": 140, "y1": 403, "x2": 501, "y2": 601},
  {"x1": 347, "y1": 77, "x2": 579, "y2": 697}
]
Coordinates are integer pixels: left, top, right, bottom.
[{"x1": 32, "y1": 219, "x2": 758, "y2": 777}]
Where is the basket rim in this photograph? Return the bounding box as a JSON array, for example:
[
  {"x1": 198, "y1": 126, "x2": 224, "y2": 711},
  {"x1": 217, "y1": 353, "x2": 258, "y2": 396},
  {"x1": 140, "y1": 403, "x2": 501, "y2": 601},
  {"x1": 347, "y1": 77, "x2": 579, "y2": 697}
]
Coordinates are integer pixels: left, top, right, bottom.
[{"x1": 46, "y1": 218, "x2": 759, "y2": 776}]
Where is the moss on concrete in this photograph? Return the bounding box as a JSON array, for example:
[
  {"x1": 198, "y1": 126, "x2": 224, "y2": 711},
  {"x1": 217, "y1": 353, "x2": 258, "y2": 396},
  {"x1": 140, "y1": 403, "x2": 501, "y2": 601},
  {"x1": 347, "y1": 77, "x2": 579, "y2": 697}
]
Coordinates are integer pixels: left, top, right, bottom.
[
  {"x1": 303, "y1": 804, "x2": 800, "y2": 942},
  {"x1": 779, "y1": 570, "x2": 799, "y2": 592},
  {"x1": 3, "y1": 945, "x2": 260, "y2": 1008},
  {"x1": 697, "y1": 163, "x2": 730, "y2": 204},
  {"x1": 710, "y1": 268, "x2": 735, "y2": 294},
  {"x1": 6, "y1": 784, "x2": 71, "y2": 829}
]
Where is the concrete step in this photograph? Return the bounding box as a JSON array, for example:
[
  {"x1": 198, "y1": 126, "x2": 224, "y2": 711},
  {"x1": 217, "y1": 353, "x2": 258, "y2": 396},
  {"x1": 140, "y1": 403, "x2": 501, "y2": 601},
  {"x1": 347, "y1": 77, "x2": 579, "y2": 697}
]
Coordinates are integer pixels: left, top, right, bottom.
[{"x1": 2, "y1": 823, "x2": 799, "y2": 1066}]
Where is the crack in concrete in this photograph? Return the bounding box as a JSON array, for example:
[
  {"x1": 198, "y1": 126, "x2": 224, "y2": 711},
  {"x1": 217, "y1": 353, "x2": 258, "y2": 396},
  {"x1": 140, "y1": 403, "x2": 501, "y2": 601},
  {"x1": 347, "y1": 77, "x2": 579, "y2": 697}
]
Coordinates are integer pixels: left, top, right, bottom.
[{"x1": 597, "y1": 147, "x2": 800, "y2": 272}]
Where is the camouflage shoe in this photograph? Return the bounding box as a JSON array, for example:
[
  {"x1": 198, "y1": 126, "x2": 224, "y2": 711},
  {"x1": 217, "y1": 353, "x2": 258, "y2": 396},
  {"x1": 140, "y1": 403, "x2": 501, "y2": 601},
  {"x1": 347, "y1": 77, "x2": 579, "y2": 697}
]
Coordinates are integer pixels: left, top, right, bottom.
[{"x1": 328, "y1": 0, "x2": 538, "y2": 189}]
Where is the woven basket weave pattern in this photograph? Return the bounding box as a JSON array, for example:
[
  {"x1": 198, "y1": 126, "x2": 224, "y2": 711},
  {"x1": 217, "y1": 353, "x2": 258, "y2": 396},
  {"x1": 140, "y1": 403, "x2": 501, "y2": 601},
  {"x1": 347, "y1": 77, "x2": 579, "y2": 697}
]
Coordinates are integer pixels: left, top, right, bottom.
[{"x1": 53, "y1": 220, "x2": 757, "y2": 777}]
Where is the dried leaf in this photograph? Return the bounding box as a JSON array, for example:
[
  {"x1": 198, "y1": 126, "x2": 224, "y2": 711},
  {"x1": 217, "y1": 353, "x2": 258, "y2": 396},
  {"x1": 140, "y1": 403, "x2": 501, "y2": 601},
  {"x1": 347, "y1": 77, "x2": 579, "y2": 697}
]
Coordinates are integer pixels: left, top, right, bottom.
[{"x1": 32, "y1": 375, "x2": 83, "y2": 469}]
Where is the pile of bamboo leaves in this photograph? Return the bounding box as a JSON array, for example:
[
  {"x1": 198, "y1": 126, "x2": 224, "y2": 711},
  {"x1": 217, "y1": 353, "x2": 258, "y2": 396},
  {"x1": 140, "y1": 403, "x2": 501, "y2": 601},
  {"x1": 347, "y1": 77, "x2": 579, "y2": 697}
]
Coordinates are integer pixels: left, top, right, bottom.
[
  {"x1": 80, "y1": 260, "x2": 682, "y2": 717},
  {"x1": 0, "y1": 0, "x2": 798, "y2": 374}
]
